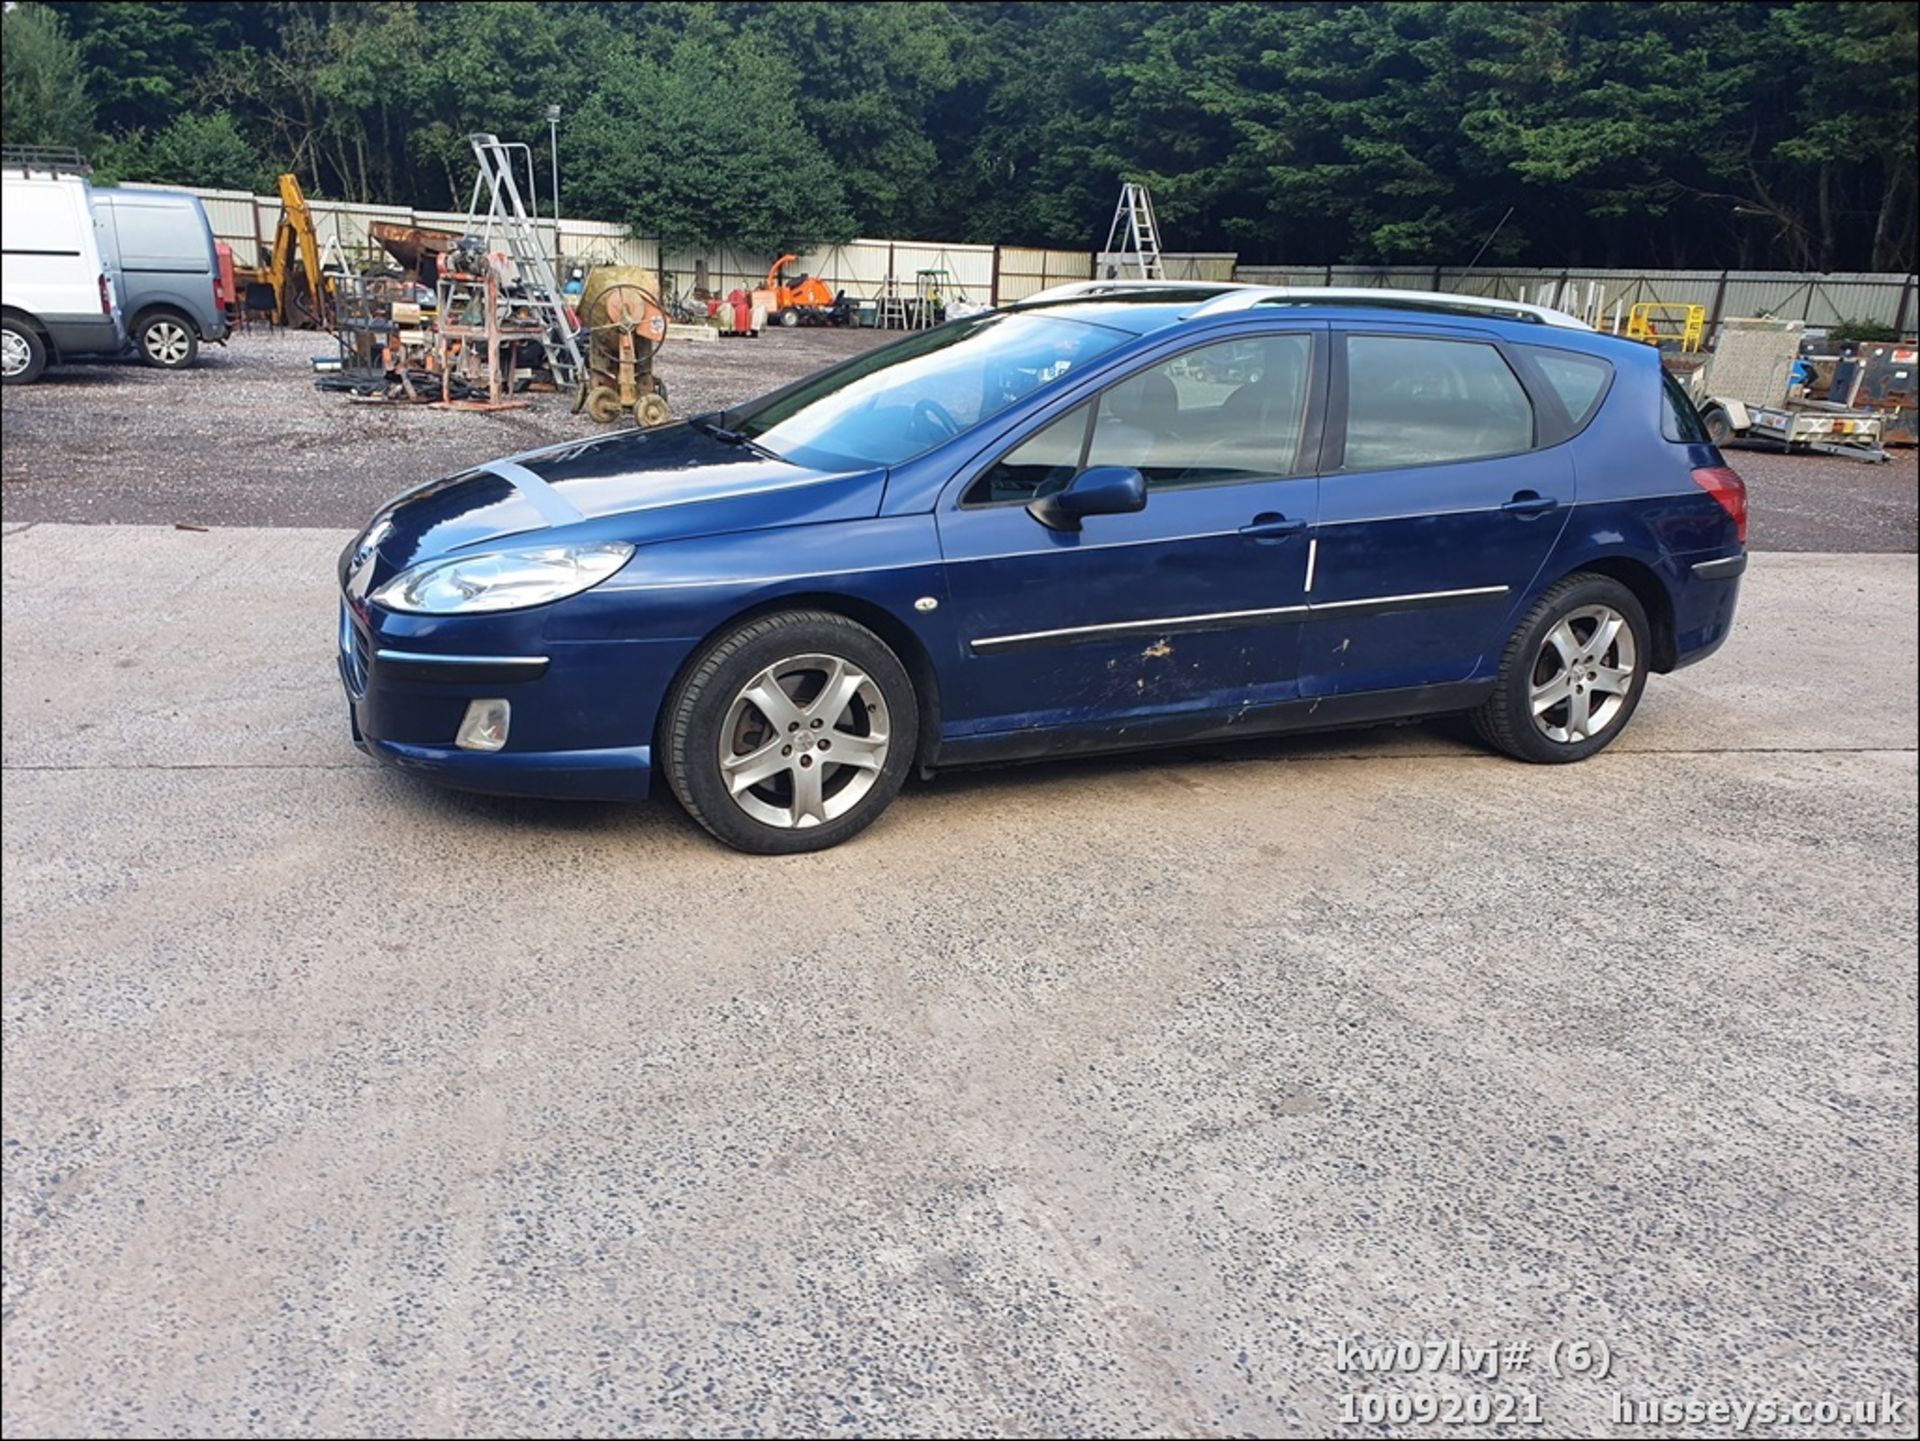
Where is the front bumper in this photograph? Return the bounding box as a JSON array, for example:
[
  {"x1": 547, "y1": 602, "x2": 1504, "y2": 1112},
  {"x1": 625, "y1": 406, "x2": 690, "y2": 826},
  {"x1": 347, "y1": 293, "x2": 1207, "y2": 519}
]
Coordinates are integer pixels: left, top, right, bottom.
[{"x1": 339, "y1": 601, "x2": 666, "y2": 801}]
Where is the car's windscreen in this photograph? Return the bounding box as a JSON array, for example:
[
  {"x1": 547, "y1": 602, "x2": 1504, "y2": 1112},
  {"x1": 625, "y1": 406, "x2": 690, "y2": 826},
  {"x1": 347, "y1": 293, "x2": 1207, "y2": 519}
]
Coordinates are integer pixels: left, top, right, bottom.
[{"x1": 730, "y1": 312, "x2": 1135, "y2": 468}]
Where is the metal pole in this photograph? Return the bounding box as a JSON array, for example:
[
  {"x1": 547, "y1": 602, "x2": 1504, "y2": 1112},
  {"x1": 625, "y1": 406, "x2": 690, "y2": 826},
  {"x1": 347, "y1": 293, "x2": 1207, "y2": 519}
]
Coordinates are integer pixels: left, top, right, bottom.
[
  {"x1": 546, "y1": 106, "x2": 561, "y2": 221},
  {"x1": 545, "y1": 105, "x2": 562, "y2": 267}
]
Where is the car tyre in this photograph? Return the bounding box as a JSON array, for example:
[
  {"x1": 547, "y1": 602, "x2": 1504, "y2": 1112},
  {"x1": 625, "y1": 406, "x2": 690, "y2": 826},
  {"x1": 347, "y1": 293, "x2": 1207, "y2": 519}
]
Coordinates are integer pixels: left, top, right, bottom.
[
  {"x1": 663, "y1": 610, "x2": 919, "y2": 854},
  {"x1": 2, "y1": 320, "x2": 47, "y2": 385},
  {"x1": 137, "y1": 314, "x2": 198, "y2": 369},
  {"x1": 1471, "y1": 572, "x2": 1651, "y2": 764}
]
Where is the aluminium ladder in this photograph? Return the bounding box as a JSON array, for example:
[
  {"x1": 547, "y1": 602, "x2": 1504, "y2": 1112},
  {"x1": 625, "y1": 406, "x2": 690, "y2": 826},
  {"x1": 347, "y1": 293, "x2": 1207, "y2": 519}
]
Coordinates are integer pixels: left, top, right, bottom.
[
  {"x1": 463, "y1": 132, "x2": 585, "y2": 389},
  {"x1": 1102, "y1": 182, "x2": 1165, "y2": 280}
]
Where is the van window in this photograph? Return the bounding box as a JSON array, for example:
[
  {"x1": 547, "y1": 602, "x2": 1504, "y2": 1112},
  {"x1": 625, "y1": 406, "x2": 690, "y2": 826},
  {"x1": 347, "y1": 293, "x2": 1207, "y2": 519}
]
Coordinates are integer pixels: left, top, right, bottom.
[
  {"x1": 1342, "y1": 334, "x2": 1533, "y2": 470},
  {"x1": 114, "y1": 201, "x2": 210, "y2": 270},
  {"x1": 1, "y1": 179, "x2": 84, "y2": 253}
]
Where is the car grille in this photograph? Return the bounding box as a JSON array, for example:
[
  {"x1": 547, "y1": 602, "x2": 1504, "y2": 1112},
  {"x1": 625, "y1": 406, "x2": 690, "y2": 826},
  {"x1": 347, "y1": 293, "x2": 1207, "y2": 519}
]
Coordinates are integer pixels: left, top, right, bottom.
[{"x1": 339, "y1": 602, "x2": 370, "y2": 698}]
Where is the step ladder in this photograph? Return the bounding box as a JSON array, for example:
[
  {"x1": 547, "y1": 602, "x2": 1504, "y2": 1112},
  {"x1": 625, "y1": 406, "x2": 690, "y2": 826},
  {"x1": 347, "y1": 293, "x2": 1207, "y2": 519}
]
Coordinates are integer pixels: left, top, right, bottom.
[
  {"x1": 1103, "y1": 183, "x2": 1165, "y2": 280},
  {"x1": 877, "y1": 277, "x2": 911, "y2": 330},
  {"x1": 463, "y1": 132, "x2": 585, "y2": 389}
]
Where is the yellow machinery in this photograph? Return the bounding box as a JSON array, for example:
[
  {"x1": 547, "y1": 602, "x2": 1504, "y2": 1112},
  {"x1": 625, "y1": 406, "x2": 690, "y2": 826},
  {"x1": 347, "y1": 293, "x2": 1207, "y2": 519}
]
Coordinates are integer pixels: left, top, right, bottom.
[
  {"x1": 1625, "y1": 302, "x2": 1705, "y2": 352},
  {"x1": 234, "y1": 173, "x2": 333, "y2": 329}
]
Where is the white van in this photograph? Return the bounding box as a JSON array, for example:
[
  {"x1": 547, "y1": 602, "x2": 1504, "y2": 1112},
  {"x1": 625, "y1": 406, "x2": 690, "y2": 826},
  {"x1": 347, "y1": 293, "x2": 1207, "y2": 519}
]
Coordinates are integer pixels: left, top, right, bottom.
[{"x1": 2, "y1": 165, "x2": 127, "y2": 385}]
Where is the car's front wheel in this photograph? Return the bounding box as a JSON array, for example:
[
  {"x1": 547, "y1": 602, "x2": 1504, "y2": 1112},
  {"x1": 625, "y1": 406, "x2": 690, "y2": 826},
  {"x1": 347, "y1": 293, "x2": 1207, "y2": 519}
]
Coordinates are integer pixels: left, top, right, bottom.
[
  {"x1": 1472, "y1": 573, "x2": 1651, "y2": 764},
  {"x1": 663, "y1": 610, "x2": 918, "y2": 853}
]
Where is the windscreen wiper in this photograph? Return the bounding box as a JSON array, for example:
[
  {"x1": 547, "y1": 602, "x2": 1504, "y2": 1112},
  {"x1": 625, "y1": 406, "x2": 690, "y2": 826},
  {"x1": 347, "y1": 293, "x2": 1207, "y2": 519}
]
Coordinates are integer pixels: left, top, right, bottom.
[
  {"x1": 689, "y1": 413, "x2": 749, "y2": 444},
  {"x1": 689, "y1": 413, "x2": 780, "y2": 460}
]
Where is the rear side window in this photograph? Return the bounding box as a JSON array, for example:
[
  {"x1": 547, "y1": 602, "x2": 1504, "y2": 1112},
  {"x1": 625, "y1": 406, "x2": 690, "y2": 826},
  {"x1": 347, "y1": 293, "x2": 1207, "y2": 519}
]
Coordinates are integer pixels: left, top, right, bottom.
[
  {"x1": 1342, "y1": 335, "x2": 1533, "y2": 470},
  {"x1": 1660, "y1": 370, "x2": 1711, "y2": 443},
  {"x1": 1527, "y1": 349, "x2": 1612, "y2": 428}
]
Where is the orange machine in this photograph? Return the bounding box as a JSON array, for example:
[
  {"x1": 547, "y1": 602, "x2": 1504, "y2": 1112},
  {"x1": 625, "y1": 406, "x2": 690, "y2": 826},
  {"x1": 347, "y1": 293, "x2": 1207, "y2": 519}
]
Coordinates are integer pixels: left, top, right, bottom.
[{"x1": 760, "y1": 254, "x2": 845, "y2": 327}]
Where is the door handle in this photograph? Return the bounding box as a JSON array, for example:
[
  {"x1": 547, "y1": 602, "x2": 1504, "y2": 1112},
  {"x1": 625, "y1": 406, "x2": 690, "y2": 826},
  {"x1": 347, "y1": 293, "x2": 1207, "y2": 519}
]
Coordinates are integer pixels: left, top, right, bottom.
[
  {"x1": 1501, "y1": 491, "x2": 1558, "y2": 517},
  {"x1": 1240, "y1": 513, "x2": 1307, "y2": 539}
]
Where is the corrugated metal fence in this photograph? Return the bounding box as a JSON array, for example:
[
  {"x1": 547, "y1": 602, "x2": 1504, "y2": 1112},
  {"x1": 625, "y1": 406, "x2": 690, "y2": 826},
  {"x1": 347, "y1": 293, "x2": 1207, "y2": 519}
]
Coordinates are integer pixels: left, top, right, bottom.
[{"x1": 120, "y1": 181, "x2": 1916, "y2": 329}]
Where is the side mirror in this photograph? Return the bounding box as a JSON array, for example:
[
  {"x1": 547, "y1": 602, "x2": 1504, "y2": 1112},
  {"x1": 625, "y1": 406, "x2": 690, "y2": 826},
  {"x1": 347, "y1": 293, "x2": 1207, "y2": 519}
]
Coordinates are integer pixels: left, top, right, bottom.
[{"x1": 1027, "y1": 465, "x2": 1147, "y2": 532}]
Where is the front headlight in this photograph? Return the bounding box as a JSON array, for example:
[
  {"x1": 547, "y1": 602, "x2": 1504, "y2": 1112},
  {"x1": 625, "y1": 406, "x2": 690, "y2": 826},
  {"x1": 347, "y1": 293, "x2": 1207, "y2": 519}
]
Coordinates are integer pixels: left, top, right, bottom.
[{"x1": 370, "y1": 542, "x2": 633, "y2": 615}]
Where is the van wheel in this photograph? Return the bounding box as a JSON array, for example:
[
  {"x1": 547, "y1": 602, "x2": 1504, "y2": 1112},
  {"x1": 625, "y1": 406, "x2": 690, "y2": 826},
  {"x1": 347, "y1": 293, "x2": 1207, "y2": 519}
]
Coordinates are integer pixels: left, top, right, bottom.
[
  {"x1": 663, "y1": 610, "x2": 918, "y2": 854},
  {"x1": 137, "y1": 315, "x2": 198, "y2": 369},
  {"x1": 1471, "y1": 573, "x2": 1651, "y2": 764},
  {"x1": 2, "y1": 320, "x2": 47, "y2": 385}
]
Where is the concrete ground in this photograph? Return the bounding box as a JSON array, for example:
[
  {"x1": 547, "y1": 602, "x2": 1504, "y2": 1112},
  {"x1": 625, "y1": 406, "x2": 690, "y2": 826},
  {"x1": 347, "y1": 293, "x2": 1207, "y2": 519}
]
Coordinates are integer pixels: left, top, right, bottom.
[{"x1": 2, "y1": 524, "x2": 1914, "y2": 1437}]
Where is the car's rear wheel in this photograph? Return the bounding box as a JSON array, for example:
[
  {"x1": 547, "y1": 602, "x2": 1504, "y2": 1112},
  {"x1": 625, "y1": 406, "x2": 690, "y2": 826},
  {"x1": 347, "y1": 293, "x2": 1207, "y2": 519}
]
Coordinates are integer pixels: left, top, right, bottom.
[
  {"x1": 1472, "y1": 573, "x2": 1650, "y2": 764},
  {"x1": 137, "y1": 314, "x2": 198, "y2": 369},
  {"x1": 663, "y1": 610, "x2": 918, "y2": 853},
  {"x1": 2, "y1": 320, "x2": 47, "y2": 385}
]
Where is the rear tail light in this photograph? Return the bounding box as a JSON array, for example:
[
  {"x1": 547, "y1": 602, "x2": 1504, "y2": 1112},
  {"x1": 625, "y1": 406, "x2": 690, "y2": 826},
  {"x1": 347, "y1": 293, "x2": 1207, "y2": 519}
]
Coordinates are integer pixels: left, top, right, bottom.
[
  {"x1": 98, "y1": 272, "x2": 112, "y2": 315},
  {"x1": 1692, "y1": 465, "x2": 1747, "y2": 544}
]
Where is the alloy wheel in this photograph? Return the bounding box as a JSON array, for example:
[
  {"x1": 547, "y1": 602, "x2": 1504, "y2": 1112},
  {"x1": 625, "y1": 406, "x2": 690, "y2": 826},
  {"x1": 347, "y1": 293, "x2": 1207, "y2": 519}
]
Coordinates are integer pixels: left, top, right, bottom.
[
  {"x1": 717, "y1": 653, "x2": 892, "y2": 828},
  {"x1": 1529, "y1": 604, "x2": 1638, "y2": 744},
  {"x1": 144, "y1": 320, "x2": 191, "y2": 366}
]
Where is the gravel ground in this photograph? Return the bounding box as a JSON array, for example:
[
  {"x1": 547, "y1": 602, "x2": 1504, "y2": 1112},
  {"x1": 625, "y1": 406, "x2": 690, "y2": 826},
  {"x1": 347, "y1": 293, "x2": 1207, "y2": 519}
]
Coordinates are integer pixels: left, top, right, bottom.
[
  {"x1": 1, "y1": 326, "x2": 1913, "y2": 550},
  {"x1": 0, "y1": 327, "x2": 890, "y2": 530}
]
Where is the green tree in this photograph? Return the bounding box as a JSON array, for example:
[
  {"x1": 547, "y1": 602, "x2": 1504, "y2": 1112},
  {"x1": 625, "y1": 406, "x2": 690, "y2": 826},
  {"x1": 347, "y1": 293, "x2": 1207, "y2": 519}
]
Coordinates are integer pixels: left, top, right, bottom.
[
  {"x1": 1, "y1": 3, "x2": 97, "y2": 153},
  {"x1": 57, "y1": 0, "x2": 263, "y2": 137},
  {"x1": 146, "y1": 109, "x2": 266, "y2": 190},
  {"x1": 13, "y1": 1, "x2": 1915, "y2": 271},
  {"x1": 1767, "y1": 1, "x2": 1917, "y2": 271},
  {"x1": 565, "y1": 32, "x2": 854, "y2": 250},
  {"x1": 738, "y1": 1, "x2": 966, "y2": 236}
]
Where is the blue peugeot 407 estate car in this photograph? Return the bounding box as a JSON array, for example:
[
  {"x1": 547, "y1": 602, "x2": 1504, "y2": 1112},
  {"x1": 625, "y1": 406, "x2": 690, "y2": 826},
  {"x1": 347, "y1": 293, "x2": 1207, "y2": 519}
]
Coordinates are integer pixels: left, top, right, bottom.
[{"x1": 339, "y1": 284, "x2": 1746, "y2": 853}]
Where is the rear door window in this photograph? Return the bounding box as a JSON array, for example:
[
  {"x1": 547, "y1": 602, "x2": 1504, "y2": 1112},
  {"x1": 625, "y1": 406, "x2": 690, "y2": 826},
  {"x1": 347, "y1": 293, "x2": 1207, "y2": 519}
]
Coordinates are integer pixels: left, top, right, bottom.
[{"x1": 1341, "y1": 334, "x2": 1533, "y2": 470}]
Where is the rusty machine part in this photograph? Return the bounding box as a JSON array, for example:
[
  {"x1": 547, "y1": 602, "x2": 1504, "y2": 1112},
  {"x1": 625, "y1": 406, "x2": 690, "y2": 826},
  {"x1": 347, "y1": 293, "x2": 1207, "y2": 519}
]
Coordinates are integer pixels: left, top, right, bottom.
[
  {"x1": 575, "y1": 266, "x2": 671, "y2": 427},
  {"x1": 370, "y1": 220, "x2": 462, "y2": 282},
  {"x1": 434, "y1": 249, "x2": 544, "y2": 412}
]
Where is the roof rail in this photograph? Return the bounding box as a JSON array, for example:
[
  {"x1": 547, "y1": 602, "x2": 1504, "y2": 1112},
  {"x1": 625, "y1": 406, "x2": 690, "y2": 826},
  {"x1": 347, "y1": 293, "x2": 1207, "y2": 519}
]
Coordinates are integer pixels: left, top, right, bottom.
[
  {"x1": 1196, "y1": 285, "x2": 1591, "y2": 330},
  {"x1": 0, "y1": 144, "x2": 93, "y2": 178},
  {"x1": 1018, "y1": 278, "x2": 1240, "y2": 305}
]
